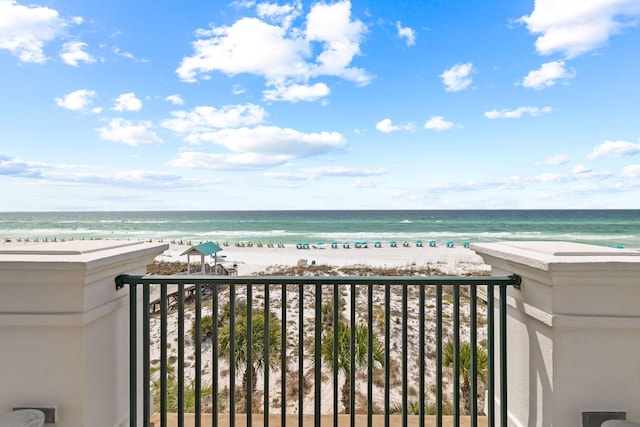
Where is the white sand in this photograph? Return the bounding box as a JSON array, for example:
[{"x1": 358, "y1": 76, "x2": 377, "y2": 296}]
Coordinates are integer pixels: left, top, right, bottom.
[{"x1": 155, "y1": 242, "x2": 489, "y2": 276}]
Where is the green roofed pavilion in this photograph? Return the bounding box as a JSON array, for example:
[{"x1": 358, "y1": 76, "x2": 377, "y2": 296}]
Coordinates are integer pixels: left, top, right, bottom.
[{"x1": 181, "y1": 241, "x2": 224, "y2": 274}]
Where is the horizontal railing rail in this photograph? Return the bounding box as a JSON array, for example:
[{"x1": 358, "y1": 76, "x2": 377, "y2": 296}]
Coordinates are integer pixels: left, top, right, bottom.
[{"x1": 116, "y1": 274, "x2": 520, "y2": 427}]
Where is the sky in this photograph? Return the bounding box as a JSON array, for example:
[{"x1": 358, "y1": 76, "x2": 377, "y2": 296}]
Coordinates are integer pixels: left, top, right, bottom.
[{"x1": 1, "y1": 0, "x2": 640, "y2": 211}]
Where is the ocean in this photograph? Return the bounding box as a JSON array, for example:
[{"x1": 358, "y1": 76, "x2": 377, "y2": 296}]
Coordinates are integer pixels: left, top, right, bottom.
[{"x1": 0, "y1": 210, "x2": 639, "y2": 249}]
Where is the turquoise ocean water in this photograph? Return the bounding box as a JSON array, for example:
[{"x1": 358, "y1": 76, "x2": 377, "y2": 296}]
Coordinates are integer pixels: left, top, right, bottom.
[{"x1": 0, "y1": 210, "x2": 638, "y2": 249}]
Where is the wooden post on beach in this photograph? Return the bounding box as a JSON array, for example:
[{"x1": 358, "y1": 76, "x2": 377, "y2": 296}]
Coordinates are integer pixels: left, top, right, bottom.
[
  {"x1": 472, "y1": 241, "x2": 640, "y2": 426},
  {"x1": 0, "y1": 240, "x2": 167, "y2": 426}
]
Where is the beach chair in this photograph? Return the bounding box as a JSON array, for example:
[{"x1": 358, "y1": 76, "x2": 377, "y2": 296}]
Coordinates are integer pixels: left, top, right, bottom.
[
  {"x1": 446, "y1": 241, "x2": 454, "y2": 248},
  {"x1": 403, "y1": 241, "x2": 410, "y2": 247},
  {"x1": 429, "y1": 240, "x2": 437, "y2": 247},
  {"x1": 463, "y1": 242, "x2": 470, "y2": 248},
  {"x1": 331, "y1": 242, "x2": 338, "y2": 248},
  {"x1": 374, "y1": 241, "x2": 382, "y2": 248},
  {"x1": 416, "y1": 240, "x2": 423, "y2": 247},
  {"x1": 343, "y1": 242, "x2": 350, "y2": 248},
  {"x1": 390, "y1": 241, "x2": 397, "y2": 247}
]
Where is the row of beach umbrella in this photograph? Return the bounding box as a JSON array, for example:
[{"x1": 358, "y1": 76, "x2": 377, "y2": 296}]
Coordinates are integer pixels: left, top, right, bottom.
[{"x1": 296, "y1": 240, "x2": 469, "y2": 249}]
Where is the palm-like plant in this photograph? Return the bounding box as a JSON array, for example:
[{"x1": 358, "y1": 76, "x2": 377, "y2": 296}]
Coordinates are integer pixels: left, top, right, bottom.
[
  {"x1": 443, "y1": 341, "x2": 487, "y2": 415},
  {"x1": 218, "y1": 301, "x2": 282, "y2": 413},
  {"x1": 320, "y1": 320, "x2": 384, "y2": 414}
]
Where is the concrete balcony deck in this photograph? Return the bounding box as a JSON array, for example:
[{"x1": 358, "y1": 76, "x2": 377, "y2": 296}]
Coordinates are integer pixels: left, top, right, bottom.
[{"x1": 150, "y1": 413, "x2": 489, "y2": 427}]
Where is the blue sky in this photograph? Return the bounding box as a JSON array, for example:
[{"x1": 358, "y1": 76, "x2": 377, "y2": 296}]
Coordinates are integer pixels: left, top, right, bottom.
[{"x1": 1, "y1": 0, "x2": 640, "y2": 211}]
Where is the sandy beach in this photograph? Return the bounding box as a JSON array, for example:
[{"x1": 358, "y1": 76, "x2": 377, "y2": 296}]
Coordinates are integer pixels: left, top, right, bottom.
[
  {"x1": 148, "y1": 241, "x2": 490, "y2": 415},
  {"x1": 155, "y1": 242, "x2": 490, "y2": 276}
]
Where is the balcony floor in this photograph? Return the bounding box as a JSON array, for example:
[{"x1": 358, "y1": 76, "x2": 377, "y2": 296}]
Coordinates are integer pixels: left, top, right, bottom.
[{"x1": 150, "y1": 413, "x2": 488, "y2": 427}]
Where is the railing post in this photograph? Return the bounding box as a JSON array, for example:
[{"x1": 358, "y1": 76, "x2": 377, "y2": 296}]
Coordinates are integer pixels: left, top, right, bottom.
[
  {"x1": 0, "y1": 241, "x2": 167, "y2": 427},
  {"x1": 473, "y1": 241, "x2": 640, "y2": 426}
]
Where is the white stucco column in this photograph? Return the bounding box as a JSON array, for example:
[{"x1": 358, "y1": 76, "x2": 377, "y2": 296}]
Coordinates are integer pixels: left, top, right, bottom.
[
  {"x1": 0, "y1": 240, "x2": 168, "y2": 427},
  {"x1": 472, "y1": 241, "x2": 640, "y2": 427}
]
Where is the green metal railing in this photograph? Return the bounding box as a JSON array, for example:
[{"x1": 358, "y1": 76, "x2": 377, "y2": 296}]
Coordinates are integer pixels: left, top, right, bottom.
[{"x1": 116, "y1": 274, "x2": 520, "y2": 427}]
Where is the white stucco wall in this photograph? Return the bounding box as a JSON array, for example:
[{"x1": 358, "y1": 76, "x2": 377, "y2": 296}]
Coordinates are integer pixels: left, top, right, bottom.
[
  {"x1": 0, "y1": 240, "x2": 167, "y2": 427},
  {"x1": 473, "y1": 241, "x2": 640, "y2": 427}
]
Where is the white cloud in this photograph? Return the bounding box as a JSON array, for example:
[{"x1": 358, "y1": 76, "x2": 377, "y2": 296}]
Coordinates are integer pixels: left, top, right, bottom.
[
  {"x1": 60, "y1": 41, "x2": 95, "y2": 67},
  {"x1": 484, "y1": 106, "x2": 552, "y2": 119},
  {"x1": 572, "y1": 164, "x2": 591, "y2": 174},
  {"x1": 265, "y1": 166, "x2": 387, "y2": 181},
  {"x1": 112, "y1": 93, "x2": 142, "y2": 112},
  {"x1": 55, "y1": 89, "x2": 97, "y2": 111},
  {"x1": 111, "y1": 46, "x2": 149, "y2": 63},
  {"x1": 165, "y1": 94, "x2": 184, "y2": 105},
  {"x1": 375, "y1": 118, "x2": 405, "y2": 133},
  {"x1": 0, "y1": 153, "x2": 41, "y2": 177},
  {"x1": 176, "y1": 0, "x2": 370, "y2": 100},
  {"x1": 161, "y1": 104, "x2": 267, "y2": 142},
  {"x1": 97, "y1": 118, "x2": 163, "y2": 146},
  {"x1": 263, "y1": 82, "x2": 330, "y2": 102},
  {"x1": 167, "y1": 151, "x2": 292, "y2": 170},
  {"x1": 256, "y1": 0, "x2": 302, "y2": 29},
  {"x1": 232, "y1": 85, "x2": 246, "y2": 95},
  {"x1": 196, "y1": 126, "x2": 346, "y2": 156},
  {"x1": 0, "y1": 0, "x2": 72, "y2": 63},
  {"x1": 440, "y1": 63, "x2": 473, "y2": 92},
  {"x1": 518, "y1": 0, "x2": 640, "y2": 58},
  {"x1": 396, "y1": 21, "x2": 416, "y2": 46},
  {"x1": 522, "y1": 61, "x2": 575, "y2": 89},
  {"x1": 177, "y1": 17, "x2": 306, "y2": 83},
  {"x1": 621, "y1": 165, "x2": 640, "y2": 178},
  {"x1": 302, "y1": 166, "x2": 387, "y2": 178},
  {"x1": 166, "y1": 118, "x2": 346, "y2": 169},
  {"x1": 424, "y1": 116, "x2": 453, "y2": 131},
  {"x1": 304, "y1": 1, "x2": 368, "y2": 82},
  {"x1": 586, "y1": 140, "x2": 640, "y2": 159},
  {"x1": 167, "y1": 125, "x2": 346, "y2": 170},
  {"x1": 541, "y1": 154, "x2": 570, "y2": 166},
  {"x1": 352, "y1": 179, "x2": 381, "y2": 188},
  {"x1": 534, "y1": 172, "x2": 572, "y2": 183}
]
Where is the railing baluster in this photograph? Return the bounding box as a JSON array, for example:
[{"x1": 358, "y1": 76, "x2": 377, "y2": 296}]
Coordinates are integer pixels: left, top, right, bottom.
[
  {"x1": 195, "y1": 283, "x2": 202, "y2": 427},
  {"x1": 500, "y1": 285, "x2": 508, "y2": 427},
  {"x1": 349, "y1": 282, "x2": 355, "y2": 424},
  {"x1": 436, "y1": 286, "x2": 443, "y2": 427},
  {"x1": 298, "y1": 283, "x2": 304, "y2": 427},
  {"x1": 143, "y1": 284, "x2": 150, "y2": 427},
  {"x1": 281, "y1": 284, "x2": 287, "y2": 427},
  {"x1": 384, "y1": 283, "x2": 390, "y2": 427},
  {"x1": 419, "y1": 284, "x2": 425, "y2": 427},
  {"x1": 453, "y1": 286, "x2": 460, "y2": 427},
  {"x1": 229, "y1": 283, "x2": 236, "y2": 427},
  {"x1": 212, "y1": 282, "x2": 219, "y2": 427},
  {"x1": 160, "y1": 284, "x2": 168, "y2": 427},
  {"x1": 178, "y1": 283, "x2": 185, "y2": 427},
  {"x1": 129, "y1": 283, "x2": 137, "y2": 427},
  {"x1": 264, "y1": 283, "x2": 270, "y2": 427},
  {"x1": 332, "y1": 283, "x2": 339, "y2": 427},
  {"x1": 470, "y1": 285, "x2": 478, "y2": 427},
  {"x1": 402, "y1": 283, "x2": 408, "y2": 427},
  {"x1": 367, "y1": 284, "x2": 373, "y2": 427},
  {"x1": 487, "y1": 285, "x2": 495, "y2": 427},
  {"x1": 247, "y1": 283, "x2": 253, "y2": 427},
  {"x1": 314, "y1": 283, "x2": 322, "y2": 427}
]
